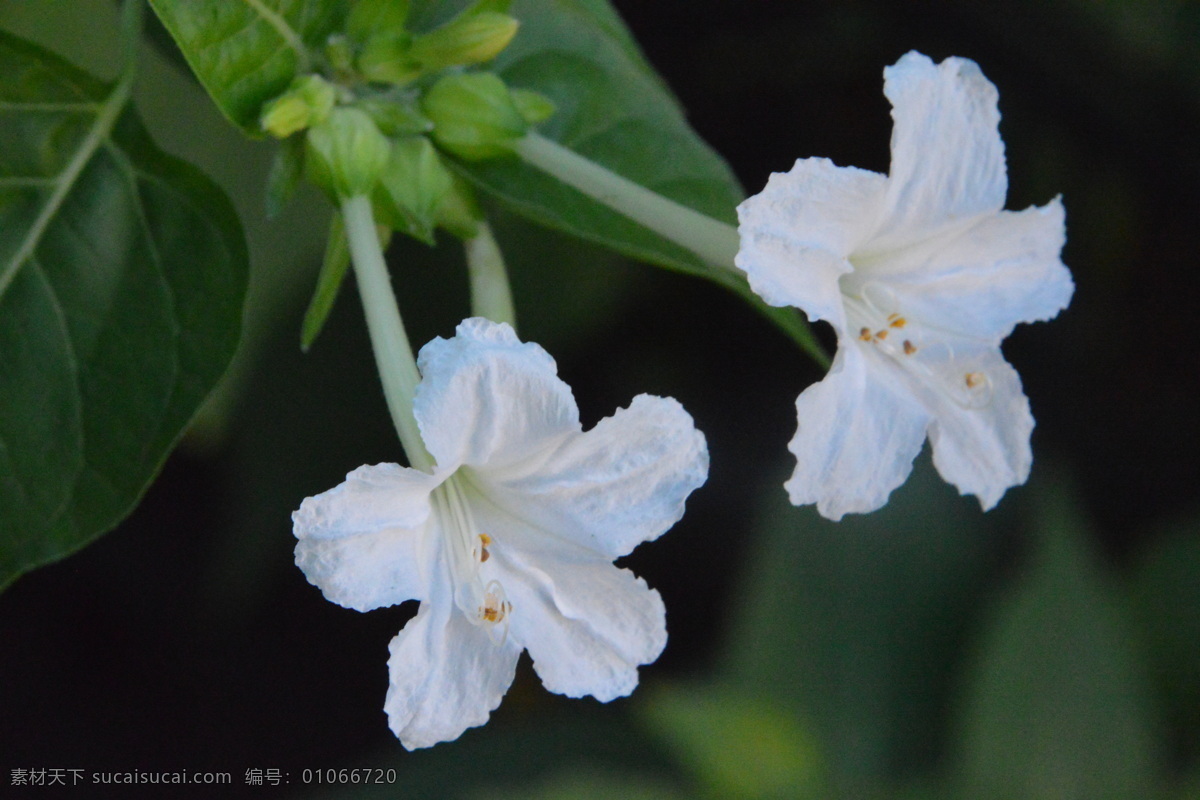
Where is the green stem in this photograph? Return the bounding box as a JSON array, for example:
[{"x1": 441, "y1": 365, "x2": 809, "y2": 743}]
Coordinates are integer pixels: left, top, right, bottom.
[
  {"x1": 513, "y1": 132, "x2": 831, "y2": 369},
  {"x1": 464, "y1": 220, "x2": 516, "y2": 329},
  {"x1": 341, "y1": 195, "x2": 435, "y2": 472},
  {"x1": 0, "y1": 0, "x2": 143, "y2": 301},
  {"x1": 513, "y1": 132, "x2": 740, "y2": 270}
]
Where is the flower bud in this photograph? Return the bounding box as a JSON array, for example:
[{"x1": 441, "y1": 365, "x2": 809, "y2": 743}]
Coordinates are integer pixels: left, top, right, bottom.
[
  {"x1": 372, "y1": 136, "x2": 453, "y2": 243},
  {"x1": 435, "y1": 175, "x2": 484, "y2": 240},
  {"x1": 260, "y1": 74, "x2": 337, "y2": 138},
  {"x1": 358, "y1": 32, "x2": 422, "y2": 86},
  {"x1": 347, "y1": 0, "x2": 410, "y2": 45},
  {"x1": 421, "y1": 72, "x2": 527, "y2": 161},
  {"x1": 305, "y1": 107, "x2": 391, "y2": 197},
  {"x1": 409, "y1": 11, "x2": 519, "y2": 70}
]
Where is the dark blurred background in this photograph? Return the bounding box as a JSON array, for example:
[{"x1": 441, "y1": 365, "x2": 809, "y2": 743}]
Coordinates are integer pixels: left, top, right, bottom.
[{"x1": 2, "y1": 1, "x2": 1198, "y2": 798}]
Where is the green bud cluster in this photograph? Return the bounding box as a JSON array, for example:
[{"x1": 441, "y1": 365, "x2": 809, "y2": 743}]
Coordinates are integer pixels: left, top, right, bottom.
[{"x1": 254, "y1": 0, "x2": 554, "y2": 247}]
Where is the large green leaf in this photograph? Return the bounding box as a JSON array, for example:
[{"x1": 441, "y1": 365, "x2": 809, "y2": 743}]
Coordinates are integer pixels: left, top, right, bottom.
[
  {"x1": 146, "y1": 0, "x2": 344, "y2": 133},
  {"x1": 0, "y1": 32, "x2": 248, "y2": 590}
]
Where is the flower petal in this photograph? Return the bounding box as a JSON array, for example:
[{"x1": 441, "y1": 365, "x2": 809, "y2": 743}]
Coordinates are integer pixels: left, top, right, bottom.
[
  {"x1": 383, "y1": 561, "x2": 521, "y2": 750},
  {"x1": 295, "y1": 524, "x2": 430, "y2": 612},
  {"x1": 414, "y1": 318, "x2": 580, "y2": 473},
  {"x1": 292, "y1": 464, "x2": 440, "y2": 611},
  {"x1": 874, "y1": 199, "x2": 1073, "y2": 341},
  {"x1": 736, "y1": 157, "x2": 886, "y2": 329},
  {"x1": 785, "y1": 344, "x2": 931, "y2": 520},
  {"x1": 871, "y1": 52, "x2": 1007, "y2": 251},
  {"x1": 910, "y1": 346, "x2": 1035, "y2": 510},
  {"x1": 293, "y1": 463, "x2": 438, "y2": 539},
  {"x1": 466, "y1": 394, "x2": 708, "y2": 560},
  {"x1": 494, "y1": 546, "x2": 666, "y2": 702}
]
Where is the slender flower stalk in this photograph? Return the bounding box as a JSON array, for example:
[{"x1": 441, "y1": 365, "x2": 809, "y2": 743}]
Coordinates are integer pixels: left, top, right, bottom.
[
  {"x1": 514, "y1": 132, "x2": 740, "y2": 269},
  {"x1": 464, "y1": 220, "x2": 516, "y2": 328},
  {"x1": 341, "y1": 195, "x2": 434, "y2": 472}
]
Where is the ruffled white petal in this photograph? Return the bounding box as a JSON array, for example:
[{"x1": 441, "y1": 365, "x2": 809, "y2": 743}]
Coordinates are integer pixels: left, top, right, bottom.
[
  {"x1": 295, "y1": 524, "x2": 430, "y2": 612},
  {"x1": 414, "y1": 318, "x2": 580, "y2": 474},
  {"x1": 468, "y1": 394, "x2": 708, "y2": 560},
  {"x1": 736, "y1": 158, "x2": 887, "y2": 329},
  {"x1": 875, "y1": 199, "x2": 1073, "y2": 340},
  {"x1": 494, "y1": 545, "x2": 666, "y2": 702},
  {"x1": 871, "y1": 52, "x2": 1007, "y2": 251},
  {"x1": 293, "y1": 464, "x2": 440, "y2": 611},
  {"x1": 913, "y1": 347, "x2": 1035, "y2": 509},
  {"x1": 292, "y1": 463, "x2": 438, "y2": 539},
  {"x1": 785, "y1": 344, "x2": 931, "y2": 520},
  {"x1": 384, "y1": 557, "x2": 521, "y2": 750}
]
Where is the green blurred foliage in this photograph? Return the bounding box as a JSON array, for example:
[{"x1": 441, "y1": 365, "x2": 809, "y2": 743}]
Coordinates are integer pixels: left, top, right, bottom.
[
  {"x1": 639, "y1": 682, "x2": 825, "y2": 800},
  {"x1": 950, "y1": 483, "x2": 1159, "y2": 799}
]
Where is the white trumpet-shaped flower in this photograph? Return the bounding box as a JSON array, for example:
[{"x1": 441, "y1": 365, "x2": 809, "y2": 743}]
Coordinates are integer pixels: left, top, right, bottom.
[
  {"x1": 292, "y1": 318, "x2": 708, "y2": 749},
  {"x1": 735, "y1": 51, "x2": 1073, "y2": 520}
]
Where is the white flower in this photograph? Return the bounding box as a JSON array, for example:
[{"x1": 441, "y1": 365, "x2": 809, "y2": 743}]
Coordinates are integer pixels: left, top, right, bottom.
[
  {"x1": 735, "y1": 51, "x2": 1073, "y2": 521},
  {"x1": 292, "y1": 318, "x2": 708, "y2": 749}
]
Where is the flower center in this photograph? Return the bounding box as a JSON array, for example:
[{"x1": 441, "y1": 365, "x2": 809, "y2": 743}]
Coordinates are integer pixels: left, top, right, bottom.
[
  {"x1": 435, "y1": 474, "x2": 512, "y2": 642},
  {"x1": 842, "y1": 279, "x2": 993, "y2": 411}
]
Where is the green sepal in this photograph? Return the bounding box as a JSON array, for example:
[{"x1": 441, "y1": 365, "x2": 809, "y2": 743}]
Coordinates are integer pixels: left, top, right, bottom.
[
  {"x1": 359, "y1": 98, "x2": 434, "y2": 136},
  {"x1": 372, "y1": 136, "x2": 454, "y2": 244},
  {"x1": 358, "y1": 31, "x2": 422, "y2": 86},
  {"x1": 421, "y1": 72, "x2": 527, "y2": 160},
  {"x1": 510, "y1": 87, "x2": 555, "y2": 124},
  {"x1": 305, "y1": 106, "x2": 391, "y2": 198},
  {"x1": 301, "y1": 212, "x2": 351, "y2": 352},
  {"x1": 434, "y1": 173, "x2": 484, "y2": 240},
  {"x1": 265, "y1": 135, "x2": 306, "y2": 219}
]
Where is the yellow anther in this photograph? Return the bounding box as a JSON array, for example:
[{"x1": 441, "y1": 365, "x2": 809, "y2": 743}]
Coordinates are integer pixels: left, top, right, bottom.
[
  {"x1": 480, "y1": 599, "x2": 511, "y2": 623},
  {"x1": 859, "y1": 327, "x2": 872, "y2": 342},
  {"x1": 875, "y1": 329, "x2": 888, "y2": 340},
  {"x1": 889, "y1": 315, "x2": 907, "y2": 328},
  {"x1": 903, "y1": 340, "x2": 917, "y2": 355},
  {"x1": 965, "y1": 372, "x2": 985, "y2": 389}
]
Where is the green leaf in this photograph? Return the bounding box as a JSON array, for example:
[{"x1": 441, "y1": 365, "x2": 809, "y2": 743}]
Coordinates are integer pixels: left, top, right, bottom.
[
  {"x1": 411, "y1": 1, "x2": 821, "y2": 356},
  {"x1": 951, "y1": 487, "x2": 1159, "y2": 800},
  {"x1": 146, "y1": 0, "x2": 344, "y2": 134},
  {"x1": 300, "y1": 211, "x2": 350, "y2": 351},
  {"x1": 0, "y1": 32, "x2": 248, "y2": 591}
]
